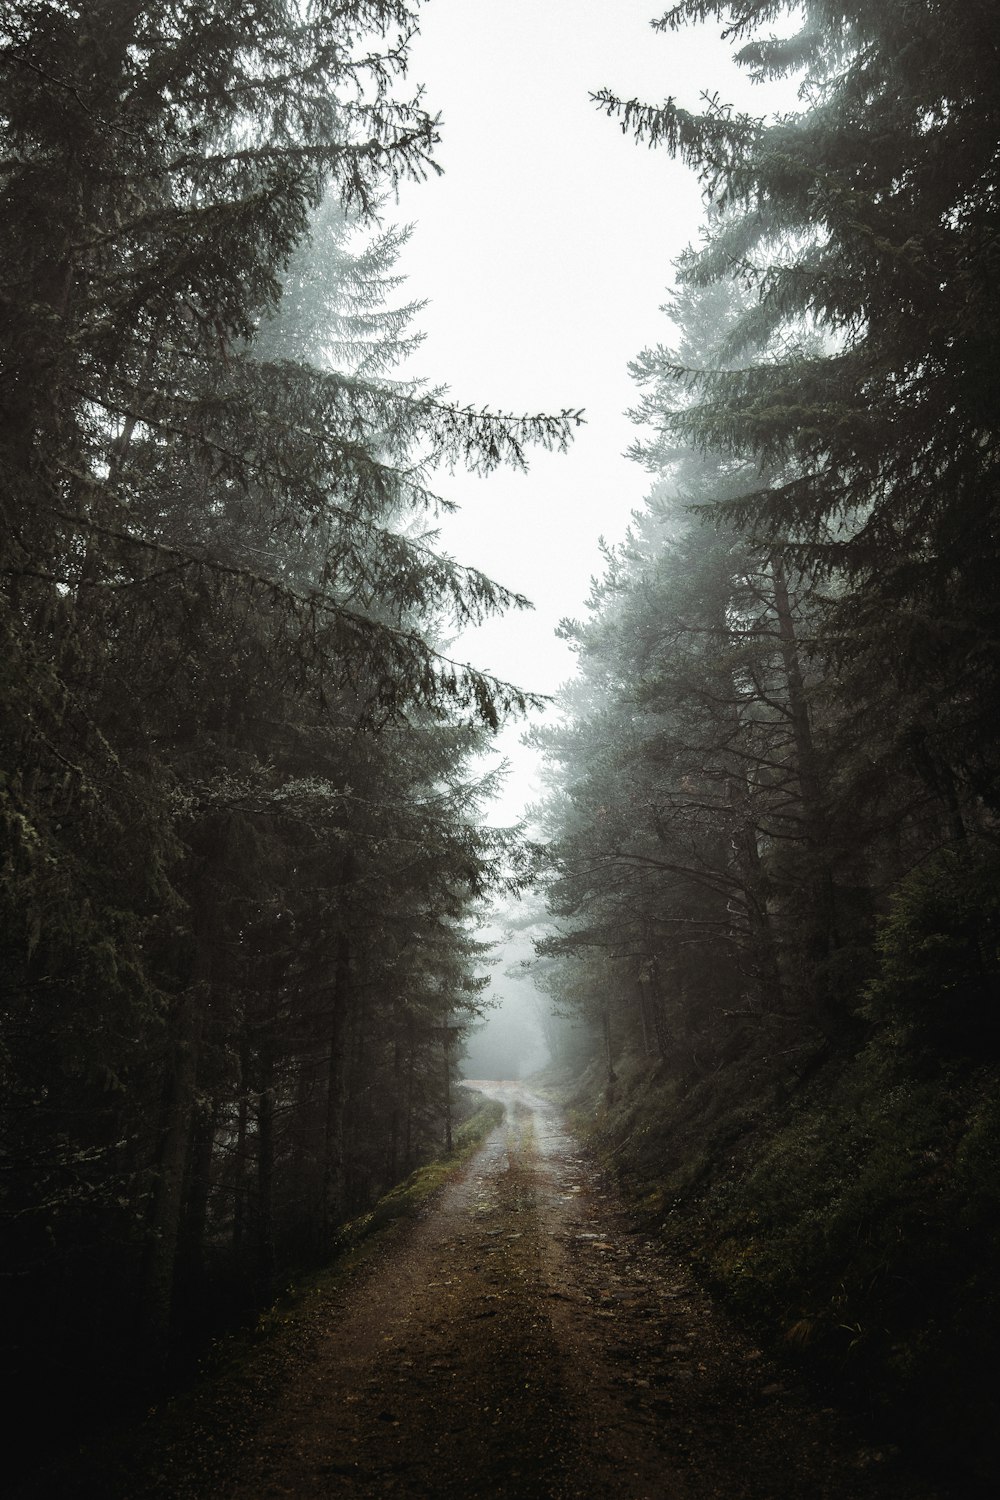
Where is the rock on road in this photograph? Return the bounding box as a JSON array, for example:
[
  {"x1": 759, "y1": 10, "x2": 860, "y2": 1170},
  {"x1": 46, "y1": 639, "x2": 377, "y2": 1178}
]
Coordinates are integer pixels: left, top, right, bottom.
[{"x1": 217, "y1": 1081, "x2": 940, "y2": 1500}]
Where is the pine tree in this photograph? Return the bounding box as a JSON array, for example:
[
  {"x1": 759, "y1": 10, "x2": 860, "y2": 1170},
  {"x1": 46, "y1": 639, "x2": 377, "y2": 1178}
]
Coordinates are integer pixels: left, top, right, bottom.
[
  {"x1": 594, "y1": 0, "x2": 1000, "y2": 812},
  {"x1": 0, "y1": 1, "x2": 579, "y2": 1436}
]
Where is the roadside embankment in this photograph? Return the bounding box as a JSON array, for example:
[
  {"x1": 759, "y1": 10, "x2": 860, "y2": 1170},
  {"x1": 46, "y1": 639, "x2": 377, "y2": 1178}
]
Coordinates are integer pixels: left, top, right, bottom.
[
  {"x1": 15, "y1": 1092, "x2": 505, "y2": 1500},
  {"x1": 536, "y1": 1042, "x2": 1000, "y2": 1496}
]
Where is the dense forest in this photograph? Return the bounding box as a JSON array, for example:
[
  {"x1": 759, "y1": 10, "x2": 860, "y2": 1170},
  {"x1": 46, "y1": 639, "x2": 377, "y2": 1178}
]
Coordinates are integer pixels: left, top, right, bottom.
[
  {"x1": 530, "y1": 0, "x2": 1000, "y2": 1479},
  {"x1": 3, "y1": 0, "x2": 1000, "y2": 1490},
  {"x1": 0, "y1": 0, "x2": 578, "y2": 1453}
]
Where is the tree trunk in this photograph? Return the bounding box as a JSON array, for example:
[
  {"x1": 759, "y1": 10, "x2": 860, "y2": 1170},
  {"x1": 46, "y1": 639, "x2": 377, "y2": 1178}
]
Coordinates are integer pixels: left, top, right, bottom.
[
  {"x1": 322, "y1": 851, "x2": 356, "y2": 1237},
  {"x1": 140, "y1": 823, "x2": 225, "y2": 1363},
  {"x1": 387, "y1": 1002, "x2": 402, "y2": 1184},
  {"x1": 404, "y1": 1009, "x2": 416, "y2": 1175},
  {"x1": 255, "y1": 1048, "x2": 276, "y2": 1294},
  {"x1": 177, "y1": 1092, "x2": 218, "y2": 1295},
  {"x1": 635, "y1": 974, "x2": 652, "y2": 1057},
  {"x1": 322, "y1": 929, "x2": 352, "y2": 1238},
  {"x1": 770, "y1": 555, "x2": 841, "y2": 1026},
  {"x1": 602, "y1": 1001, "x2": 617, "y2": 1092},
  {"x1": 232, "y1": 1029, "x2": 250, "y2": 1259},
  {"x1": 442, "y1": 1016, "x2": 453, "y2": 1155},
  {"x1": 140, "y1": 976, "x2": 207, "y2": 1367},
  {"x1": 645, "y1": 955, "x2": 670, "y2": 1063},
  {"x1": 727, "y1": 778, "x2": 785, "y2": 1012}
]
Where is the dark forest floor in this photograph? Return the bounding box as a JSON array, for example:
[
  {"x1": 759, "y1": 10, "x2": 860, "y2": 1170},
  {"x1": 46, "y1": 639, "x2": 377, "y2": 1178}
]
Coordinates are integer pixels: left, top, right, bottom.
[{"x1": 27, "y1": 1084, "x2": 952, "y2": 1499}]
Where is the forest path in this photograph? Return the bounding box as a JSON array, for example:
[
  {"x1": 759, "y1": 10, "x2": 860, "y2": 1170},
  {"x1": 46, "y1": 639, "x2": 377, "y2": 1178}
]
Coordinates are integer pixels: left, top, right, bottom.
[{"x1": 218, "y1": 1082, "x2": 936, "y2": 1500}]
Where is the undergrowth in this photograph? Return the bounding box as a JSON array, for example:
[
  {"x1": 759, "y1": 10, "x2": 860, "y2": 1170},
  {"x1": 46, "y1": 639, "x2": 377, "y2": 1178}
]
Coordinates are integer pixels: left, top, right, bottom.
[
  {"x1": 331, "y1": 1094, "x2": 506, "y2": 1255},
  {"x1": 17, "y1": 1094, "x2": 506, "y2": 1500},
  {"x1": 551, "y1": 1026, "x2": 1000, "y2": 1487}
]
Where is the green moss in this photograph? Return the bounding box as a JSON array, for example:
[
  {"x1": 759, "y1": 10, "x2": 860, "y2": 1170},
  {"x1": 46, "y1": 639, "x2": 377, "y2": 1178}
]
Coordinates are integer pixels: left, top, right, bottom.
[
  {"x1": 561, "y1": 1016, "x2": 1000, "y2": 1484},
  {"x1": 334, "y1": 1096, "x2": 506, "y2": 1252}
]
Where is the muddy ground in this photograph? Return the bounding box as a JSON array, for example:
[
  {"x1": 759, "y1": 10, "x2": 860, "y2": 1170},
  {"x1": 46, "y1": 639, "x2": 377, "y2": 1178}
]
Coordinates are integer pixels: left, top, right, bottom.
[{"x1": 39, "y1": 1082, "x2": 951, "y2": 1499}]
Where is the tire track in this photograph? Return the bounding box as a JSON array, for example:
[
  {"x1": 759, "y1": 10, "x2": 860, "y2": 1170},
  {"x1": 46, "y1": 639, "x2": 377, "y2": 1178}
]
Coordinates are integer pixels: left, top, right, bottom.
[{"x1": 214, "y1": 1080, "x2": 940, "y2": 1500}]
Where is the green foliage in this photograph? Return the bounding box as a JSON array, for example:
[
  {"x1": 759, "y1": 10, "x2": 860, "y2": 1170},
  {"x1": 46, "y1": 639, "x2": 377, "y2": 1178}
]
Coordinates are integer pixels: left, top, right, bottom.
[
  {"x1": 565, "y1": 1026, "x2": 1000, "y2": 1481},
  {"x1": 597, "y1": 0, "x2": 1000, "y2": 809},
  {"x1": 336, "y1": 1093, "x2": 506, "y2": 1249},
  {"x1": 0, "y1": 2, "x2": 577, "y2": 1464},
  {"x1": 701, "y1": 1046, "x2": 1000, "y2": 1469},
  {"x1": 864, "y1": 846, "x2": 1000, "y2": 1050},
  {"x1": 534, "y1": 5, "x2": 1000, "y2": 1483}
]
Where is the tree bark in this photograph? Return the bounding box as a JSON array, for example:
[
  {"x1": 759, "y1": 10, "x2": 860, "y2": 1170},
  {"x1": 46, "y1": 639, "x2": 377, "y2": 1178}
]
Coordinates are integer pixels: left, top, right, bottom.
[
  {"x1": 255, "y1": 1046, "x2": 276, "y2": 1294},
  {"x1": 323, "y1": 916, "x2": 353, "y2": 1236},
  {"x1": 177, "y1": 1093, "x2": 218, "y2": 1292},
  {"x1": 442, "y1": 1017, "x2": 453, "y2": 1155},
  {"x1": 602, "y1": 1001, "x2": 617, "y2": 1092},
  {"x1": 140, "y1": 977, "x2": 207, "y2": 1366},
  {"x1": 770, "y1": 555, "x2": 841, "y2": 1026},
  {"x1": 404, "y1": 1008, "x2": 416, "y2": 1176},
  {"x1": 232, "y1": 1028, "x2": 250, "y2": 1259},
  {"x1": 387, "y1": 1001, "x2": 402, "y2": 1184},
  {"x1": 727, "y1": 778, "x2": 784, "y2": 1012},
  {"x1": 140, "y1": 823, "x2": 225, "y2": 1363}
]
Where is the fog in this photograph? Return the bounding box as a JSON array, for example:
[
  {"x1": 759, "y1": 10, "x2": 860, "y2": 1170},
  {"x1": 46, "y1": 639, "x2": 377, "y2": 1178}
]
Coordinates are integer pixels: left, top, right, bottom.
[
  {"x1": 394, "y1": 0, "x2": 800, "y2": 828},
  {"x1": 460, "y1": 919, "x2": 549, "y2": 1082}
]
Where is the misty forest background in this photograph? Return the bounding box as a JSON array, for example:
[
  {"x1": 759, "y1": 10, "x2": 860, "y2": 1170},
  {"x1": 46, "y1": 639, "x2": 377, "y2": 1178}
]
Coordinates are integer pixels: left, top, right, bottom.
[{"x1": 3, "y1": 0, "x2": 1000, "y2": 1484}]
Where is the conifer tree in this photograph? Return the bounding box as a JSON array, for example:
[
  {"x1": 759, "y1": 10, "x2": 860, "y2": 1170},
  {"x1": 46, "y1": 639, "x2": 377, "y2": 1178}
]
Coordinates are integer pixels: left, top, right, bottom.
[
  {"x1": 594, "y1": 0, "x2": 1000, "y2": 813},
  {"x1": 0, "y1": 1, "x2": 577, "y2": 1430}
]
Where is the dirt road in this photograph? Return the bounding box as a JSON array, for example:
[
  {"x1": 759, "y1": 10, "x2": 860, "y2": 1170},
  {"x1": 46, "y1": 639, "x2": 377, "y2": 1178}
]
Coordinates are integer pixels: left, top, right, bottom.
[{"x1": 194, "y1": 1080, "x2": 938, "y2": 1500}]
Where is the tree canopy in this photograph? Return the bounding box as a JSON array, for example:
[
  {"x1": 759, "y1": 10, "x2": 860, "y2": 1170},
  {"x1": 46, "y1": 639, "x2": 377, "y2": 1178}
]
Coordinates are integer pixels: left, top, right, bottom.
[
  {"x1": 593, "y1": 0, "x2": 1000, "y2": 803},
  {"x1": 529, "y1": 5, "x2": 1000, "y2": 1472},
  {"x1": 0, "y1": 0, "x2": 578, "y2": 1442}
]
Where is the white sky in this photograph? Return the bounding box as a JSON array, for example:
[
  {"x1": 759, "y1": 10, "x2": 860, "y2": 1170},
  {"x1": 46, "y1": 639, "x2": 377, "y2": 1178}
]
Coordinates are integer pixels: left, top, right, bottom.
[{"x1": 393, "y1": 0, "x2": 789, "y2": 825}]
